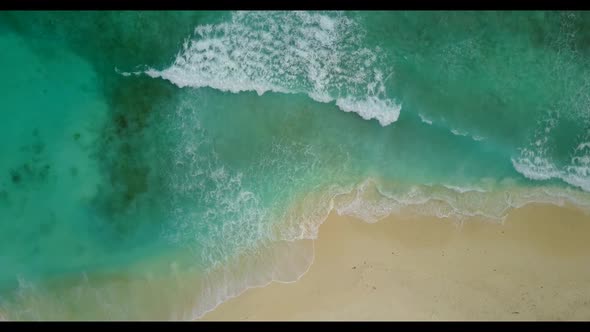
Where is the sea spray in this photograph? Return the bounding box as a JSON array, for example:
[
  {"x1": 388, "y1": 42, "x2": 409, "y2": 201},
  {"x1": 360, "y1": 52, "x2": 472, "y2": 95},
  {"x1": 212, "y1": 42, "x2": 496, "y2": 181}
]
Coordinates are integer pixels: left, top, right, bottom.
[{"x1": 144, "y1": 11, "x2": 402, "y2": 126}]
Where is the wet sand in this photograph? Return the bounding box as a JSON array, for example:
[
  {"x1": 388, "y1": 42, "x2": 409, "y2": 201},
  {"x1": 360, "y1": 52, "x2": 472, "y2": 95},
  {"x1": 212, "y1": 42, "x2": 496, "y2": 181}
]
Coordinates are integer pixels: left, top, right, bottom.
[{"x1": 202, "y1": 203, "x2": 590, "y2": 320}]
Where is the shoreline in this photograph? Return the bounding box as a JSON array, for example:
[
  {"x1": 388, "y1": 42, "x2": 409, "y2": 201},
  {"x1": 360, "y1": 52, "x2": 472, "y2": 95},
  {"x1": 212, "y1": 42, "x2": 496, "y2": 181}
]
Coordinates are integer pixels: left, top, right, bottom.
[{"x1": 201, "y1": 203, "x2": 590, "y2": 320}]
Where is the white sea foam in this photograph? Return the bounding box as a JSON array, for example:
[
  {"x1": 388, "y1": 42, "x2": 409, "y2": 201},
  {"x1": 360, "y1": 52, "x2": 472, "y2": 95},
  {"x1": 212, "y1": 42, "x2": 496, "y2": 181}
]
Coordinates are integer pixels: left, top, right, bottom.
[
  {"x1": 512, "y1": 156, "x2": 562, "y2": 181},
  {"x1": 116, "y1": 69, "x2": 131, "y2": 77},
  {"x1": 512, "y1": 112, "x2": 590, "y2": 192},
  {"x1": 451, "y1": 129, "x2": 468, "y2": 136},
  {"x1": 334, "y1": 178, "x2": 590, "y2": 224},
  {"x1": 335, "y1": 96, "x2": 401, "y2": 126},
  {"x1": 513, "y1": 149, "x2": 590, "y2": 192},
  {"x1": 449, "y1": 128, "x2": 485, "y2": 142},
  {"x1": 143, "y1": 11, "x2": 401, "y2": 126},
  {"x1": 442, "y1": 184, "x2": 488, "y2": 194},
  {"x1": 419, "y1": 113, "x2": 433, "y2": 125}
]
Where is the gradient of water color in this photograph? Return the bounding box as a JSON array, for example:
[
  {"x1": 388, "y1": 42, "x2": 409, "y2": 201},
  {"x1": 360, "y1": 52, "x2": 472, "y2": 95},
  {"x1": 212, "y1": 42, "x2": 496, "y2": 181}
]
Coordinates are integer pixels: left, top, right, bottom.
[{"x1": 0, "y1": 11, "x2": 589, "y2": 320}]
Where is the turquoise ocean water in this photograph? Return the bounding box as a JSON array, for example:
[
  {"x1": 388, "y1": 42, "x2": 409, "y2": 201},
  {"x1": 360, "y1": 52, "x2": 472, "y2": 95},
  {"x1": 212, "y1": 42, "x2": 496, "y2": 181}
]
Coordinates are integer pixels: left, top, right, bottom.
[{"x1": 1, "y1": 11, "x2": 590, "y2": 320}]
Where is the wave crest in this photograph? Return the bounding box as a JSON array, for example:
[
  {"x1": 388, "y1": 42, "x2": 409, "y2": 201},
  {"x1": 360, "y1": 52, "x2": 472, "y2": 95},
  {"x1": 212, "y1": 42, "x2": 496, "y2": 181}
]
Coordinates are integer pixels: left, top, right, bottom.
[
  {"x1": 143, "y1": 11, "x2": 401, "y2": 126},
  {"x1": 512, "y1": 111, "x2": 590, "y2": 192}
]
